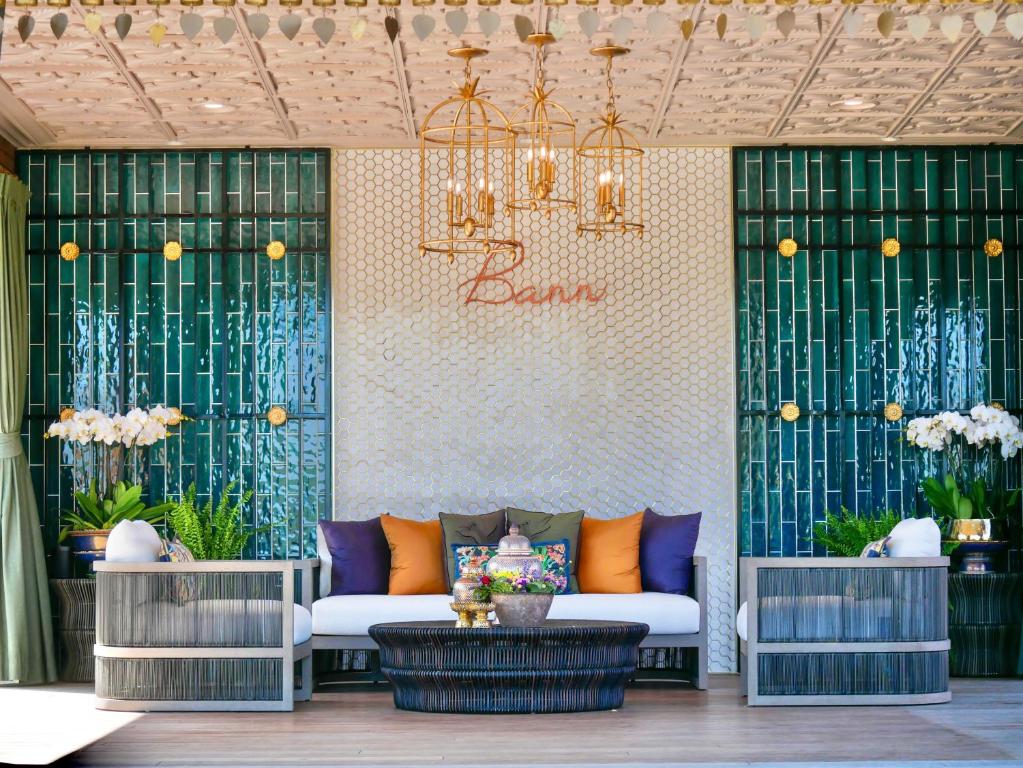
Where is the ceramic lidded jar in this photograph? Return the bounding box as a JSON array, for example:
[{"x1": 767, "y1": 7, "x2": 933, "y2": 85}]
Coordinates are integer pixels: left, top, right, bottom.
[
  {"x1": 485, "y1": 524, "x2": 543, "y2": 581},
  {"x1": 452, "y1": 557, "x2": 485, "y2": 604}
]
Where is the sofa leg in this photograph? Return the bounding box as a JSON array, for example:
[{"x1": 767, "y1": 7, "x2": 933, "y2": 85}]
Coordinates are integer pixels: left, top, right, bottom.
[
  {"x1": 694, "y1": 641, "x2": 708, "y2": 690},
  {"x1": 296, "y1": 655, "x2": 313, "y2": 702}
]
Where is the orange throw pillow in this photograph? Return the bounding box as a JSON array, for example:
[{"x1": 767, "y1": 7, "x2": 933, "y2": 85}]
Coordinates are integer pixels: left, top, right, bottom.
[
  {"x1": 578, "y1": 512, "x2": 644, "y2": 594},
  {"x1": 379, "y1": 516, "x2": 447, "y2": 595}
]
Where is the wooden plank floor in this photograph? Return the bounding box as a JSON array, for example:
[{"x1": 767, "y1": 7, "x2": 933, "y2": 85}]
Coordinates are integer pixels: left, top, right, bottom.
[
  {"x1": 72, "y1": 676, "x2": 1023, "y2": 768},
  {"x1": 0, "y1": 684, "x2": 141, "y2": 766}
]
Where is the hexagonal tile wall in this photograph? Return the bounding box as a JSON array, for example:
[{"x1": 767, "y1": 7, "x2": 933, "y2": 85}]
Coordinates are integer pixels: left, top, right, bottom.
[{"x1": 332, "y1": 147, "x2": 737, "y2": 672}]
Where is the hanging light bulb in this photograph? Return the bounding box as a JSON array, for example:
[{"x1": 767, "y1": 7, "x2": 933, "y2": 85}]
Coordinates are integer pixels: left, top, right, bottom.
[
  {"x1": 418, "y1": 46, "x2": 521, "y2": 265},
  {"x1": 576, "y1": 45, "x2": 644, "y2": 240},
  {"x1": 509, "y1": 32, "x2": 578, "y2": 218}
]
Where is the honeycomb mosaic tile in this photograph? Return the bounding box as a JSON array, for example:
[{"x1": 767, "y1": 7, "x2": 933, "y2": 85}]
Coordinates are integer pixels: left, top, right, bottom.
[
  {"x1": 332, "y1": 148, "x2": 738, "y2": 671},
  {"x1": 735, "y1": 147, "x2": 1023, "y2": 559},
  {"x1": 19, "y1": 149, "x2": 331, "y2": 559}
]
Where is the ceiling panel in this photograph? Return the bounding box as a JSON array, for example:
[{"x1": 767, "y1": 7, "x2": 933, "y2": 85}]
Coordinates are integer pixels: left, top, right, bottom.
[{"x1": 1, "y1": 1, "x2": 1022, "y2": 148}]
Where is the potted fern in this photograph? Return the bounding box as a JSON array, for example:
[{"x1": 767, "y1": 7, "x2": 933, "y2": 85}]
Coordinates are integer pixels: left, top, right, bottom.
[
  {"x1": 168, "y1": 482, "x2": 266, "y2": 560},
  {"x1": 811, "y1": 508, "x2": 904, "y2": 557}
]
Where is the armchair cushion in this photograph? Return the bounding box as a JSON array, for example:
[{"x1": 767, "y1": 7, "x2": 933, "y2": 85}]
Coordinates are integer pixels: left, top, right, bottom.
[
  {"x1": 106, "y1": 520, "x2": 163, "y2": 562},
  {"x1": 887, "y1": 517, "x2": 941, "y2": 557}
]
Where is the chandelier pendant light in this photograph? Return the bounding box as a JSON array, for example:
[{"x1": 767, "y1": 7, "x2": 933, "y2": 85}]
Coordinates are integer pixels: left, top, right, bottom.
[
  {"x1": 508, "y1": 33, "x2": 577, "y2": 218},
  {"x1": 576, "y1": 45, "x2": 644, "y2": 240},
  {"x1": 418, "y1": 46, "x2": 520, "y2": 265}
]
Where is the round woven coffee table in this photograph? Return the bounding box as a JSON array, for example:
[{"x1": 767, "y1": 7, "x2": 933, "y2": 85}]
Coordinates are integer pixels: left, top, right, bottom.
[{"x1": 368, "y1": 620, "x2": 649, "y2": 714}]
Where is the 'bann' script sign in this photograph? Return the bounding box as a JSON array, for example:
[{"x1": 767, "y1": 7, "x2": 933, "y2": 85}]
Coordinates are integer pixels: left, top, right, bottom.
[{"x1": 458, "y1": 250, "x2": 606, "y2": 306}]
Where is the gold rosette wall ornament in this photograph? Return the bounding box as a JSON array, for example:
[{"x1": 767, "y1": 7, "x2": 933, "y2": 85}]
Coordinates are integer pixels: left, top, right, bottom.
[
  {"x1": 881, "y1": 238, "x2": 901, "y2": 258},
  {"x1": 780, "y1": 403, "x2": 800, "y2": 422},
  {"x1": 884, "y1": 403, "x2": 903, "y2": 422},
  {"x1": 164, "y1": 241, "x2": 183, "y2": 261},
  {"x1": 60, "y1": 242, "x2": 80, "y2": 261},
  {"x1": 266, "y1": 241, "x2": 286, "y2": 260},
  {"x1": 984, "y1": 238, "x2": 1003, "y2": 258},
  {"x1": 778, "y1": 238, "x2": 798, "y2": 258},
  {"x1": 266, "y1": 406, "x2": 288, "y2": 427}
]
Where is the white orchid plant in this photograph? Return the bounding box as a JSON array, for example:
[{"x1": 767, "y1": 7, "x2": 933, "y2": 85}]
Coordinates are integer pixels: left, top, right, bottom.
[
  {"x1": 905, "y1": 403, "x2": 1022, "y2": 523},
  {"x1": 45, "y1": 406, "x2": 187, "y2": 532}
]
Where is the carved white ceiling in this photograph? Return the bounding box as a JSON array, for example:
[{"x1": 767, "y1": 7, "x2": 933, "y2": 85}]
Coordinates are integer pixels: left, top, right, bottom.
[{"x1": 1, "y1": 1, "x2": 1022, "y2": 148}]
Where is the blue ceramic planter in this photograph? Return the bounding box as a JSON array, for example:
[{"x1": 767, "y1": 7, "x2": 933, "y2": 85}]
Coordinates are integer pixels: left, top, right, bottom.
[{"x1": 67, "y1": 530, "x2": 110, "y2": 563}]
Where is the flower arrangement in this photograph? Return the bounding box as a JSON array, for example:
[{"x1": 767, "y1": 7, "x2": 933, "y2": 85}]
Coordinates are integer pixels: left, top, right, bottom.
[
  {"x1": 905, "y1": 404, "x2": 1022, "y2": 527},
  {"x1": 472, "y1": 568, "x2": 564, "y2": 603},
  {"x1": 45, "y1": 406, "x2": 186, "y2": 532}
]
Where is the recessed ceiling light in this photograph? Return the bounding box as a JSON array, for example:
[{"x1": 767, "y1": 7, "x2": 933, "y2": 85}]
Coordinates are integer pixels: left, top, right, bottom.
[
  {"x1": 203, "y1": 102, "x2": 225, "y2": 110},
  {"x1": 881, "y1": 136, "x2": 898, "y2": 143},
  {"x1": 167, "y1": 139, "x2": 184, "y2": 146},
  {"x1": 830, "y1": 97, "x2": 877, "y2": 111}
]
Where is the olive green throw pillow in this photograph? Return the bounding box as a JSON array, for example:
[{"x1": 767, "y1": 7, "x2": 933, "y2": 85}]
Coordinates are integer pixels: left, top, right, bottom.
[
  {"x1": 439, "y1": 509, "x2": 507, "y2": 588},
  {"x1": 503, "y1": 508, "x2": 584, "y2": 594}
]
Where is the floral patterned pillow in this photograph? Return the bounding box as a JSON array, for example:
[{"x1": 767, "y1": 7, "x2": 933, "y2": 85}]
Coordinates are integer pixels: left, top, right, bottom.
[{"x1": 451, "y1": 539, "x2": 572, "y2": 594}]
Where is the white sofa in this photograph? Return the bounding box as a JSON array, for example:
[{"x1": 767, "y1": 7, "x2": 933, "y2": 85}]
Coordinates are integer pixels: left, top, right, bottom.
[{"x1": 305, "y1": 554, "x2": 708, "y2": 690}]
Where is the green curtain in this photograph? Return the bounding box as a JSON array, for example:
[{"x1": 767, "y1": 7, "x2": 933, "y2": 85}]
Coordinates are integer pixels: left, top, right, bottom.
[{"x1": 0, "y1": 172, "x2": 56, "y2": 684}]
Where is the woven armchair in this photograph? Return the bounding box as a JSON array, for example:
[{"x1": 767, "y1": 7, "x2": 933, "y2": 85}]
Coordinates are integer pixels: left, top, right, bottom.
[
  {"x1": 740, "y1": 557, "x2": 950, "y2": 706},
  {"x1": 93, "y1": 559, "x2": 316, "y2": 712}
]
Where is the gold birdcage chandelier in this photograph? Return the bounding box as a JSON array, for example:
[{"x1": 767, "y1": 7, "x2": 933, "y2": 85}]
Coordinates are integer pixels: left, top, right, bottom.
[
  {"x1": 508, "y1": 33, "x2": 577, "y2": 218},
  {"x1": 418, "y1": 46, "x2": 520, "y2": 265},
  {"x1": 576, "y1": 45, "x2": 644, "y2": 240}
]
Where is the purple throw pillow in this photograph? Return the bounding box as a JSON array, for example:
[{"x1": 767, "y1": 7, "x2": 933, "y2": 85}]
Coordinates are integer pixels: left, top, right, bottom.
[
  {"x1": 319, "y1": 519, "x2": 390, "y2": 596},
  {"x1": 639, "y1": 509, "x2": 702, "y2": 595}
]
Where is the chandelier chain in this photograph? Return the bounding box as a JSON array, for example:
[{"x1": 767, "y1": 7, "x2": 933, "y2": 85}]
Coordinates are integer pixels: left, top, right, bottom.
[{"x1": 605, "y1": 56, "x2": 616, "y2": 118}]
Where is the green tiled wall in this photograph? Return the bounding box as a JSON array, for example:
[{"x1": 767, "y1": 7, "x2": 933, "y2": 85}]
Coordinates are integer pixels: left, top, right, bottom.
[
  {"x1": 18, "y1": 150, "x2": 331, "y2": 558},
  {"x1": 735, "y1": 147, "x2": 1023, "y2": 557}
]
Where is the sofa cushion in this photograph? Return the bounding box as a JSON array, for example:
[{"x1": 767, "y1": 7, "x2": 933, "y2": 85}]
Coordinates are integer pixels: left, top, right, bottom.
[
  {"x1": 311, "y1": 592, "x2": 700, "y2": 636},
  {"x1": 318, "y1": 518, "x2": 390, "y2": 596},
  {"x1": 312, "y1": 594, "x2": 454, "y2": 635},
  {"x1": 504, "y1": 508, "x2": 584, "y2": 593},
  {"x1": 640, "y1": 509, "x2": 701, "y2": 595},
  {"x1": 439, "y1": 509, "x2": 506, "y2": 588},
  {"x1": 379, "y1": 516, "x2": 447, "y2": 595},
  {"x1": 452, "y1": 539, "x2": 572, "y2": 594},
  {"x1": 547, "y1": 592, "x2": 699, "y2": 634},
  {"x1": 578, "y1": 512, "x2": 644, "y2": 594}
]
